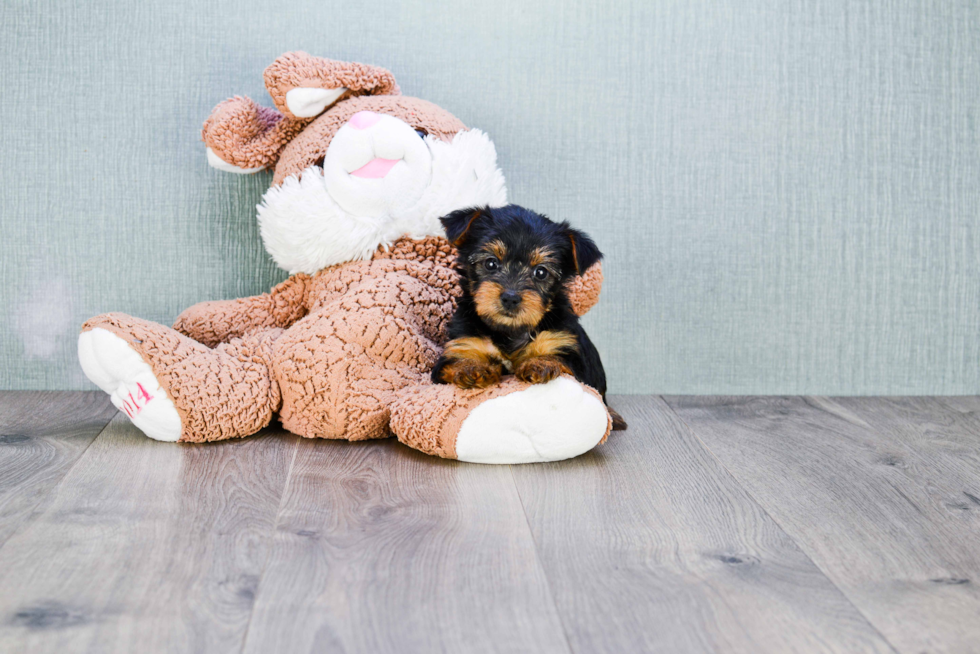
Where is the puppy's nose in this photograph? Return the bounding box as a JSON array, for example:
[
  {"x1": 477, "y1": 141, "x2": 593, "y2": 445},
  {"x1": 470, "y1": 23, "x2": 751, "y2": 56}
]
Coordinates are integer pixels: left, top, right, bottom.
[
  {"x1": 500, "y1": 290, "x2": 522, "y2": 311},
  {"x1": 349, "y1": 111, "x2": 382, "y2": 130}
]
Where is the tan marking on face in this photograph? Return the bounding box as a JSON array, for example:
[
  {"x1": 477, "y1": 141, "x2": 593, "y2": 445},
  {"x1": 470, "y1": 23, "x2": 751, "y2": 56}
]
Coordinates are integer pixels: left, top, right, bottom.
[
  {"x1": 529, "y1": 246, "x2": 557, "y2": 268},
  {"x1": 474, "y1": 282, "x2": 547, "y2": 329},
  {"x1": 473, "y1": 281, "x2": 504, "y2": 321},
  {"x1": 514, "y1": 290, "x2": 546, "y2": 326},
  {"x1": 485, "y1": 240, "x2": 507, "y2": 261}
]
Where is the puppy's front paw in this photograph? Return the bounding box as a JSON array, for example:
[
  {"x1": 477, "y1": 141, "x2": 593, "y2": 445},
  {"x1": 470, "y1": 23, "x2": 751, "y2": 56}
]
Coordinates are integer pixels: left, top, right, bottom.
[
  {"x1": 515, "y1": 356, "x2": 566, "y2": 384},
  {"x1": 442, "y1": 359, "x2": 503, "y2": 389}
]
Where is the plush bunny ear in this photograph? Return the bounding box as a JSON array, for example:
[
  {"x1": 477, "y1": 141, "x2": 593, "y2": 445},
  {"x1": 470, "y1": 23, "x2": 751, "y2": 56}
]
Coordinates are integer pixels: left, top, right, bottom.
[
  {"x1": 440, "y1": 207, "x2": 493, "y2": 248},
  {"x1": 565, "y1": 260, "x2": 603, "y2": 316},
  {"x1": 264, "y1": 51, "x2": 400, "y2": 119},
  {"x1": 560, "y1": 225, "x2": 603, "y2": 276}
]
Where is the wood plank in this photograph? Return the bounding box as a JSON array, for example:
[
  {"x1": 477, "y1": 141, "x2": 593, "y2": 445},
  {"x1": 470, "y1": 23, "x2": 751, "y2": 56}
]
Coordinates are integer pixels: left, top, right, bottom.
[
  {"x1": 829, "y1": 396, "x2": 980, "y2": 517},
  {"x1": 933, "y1": 395, "x2": 980, "y2": 417},
  {"x1": 511, "y1": 395, "x2": 894, "y2": 654},
  {"x1": 0, "y1": 391, "x2": 116, "y2": 548},
  {"x1": 664, "y1": 396, "x2": 980, "y2": 654},
  {"x1": 0, "y1": 415, "x2": 297, "y2": 654},
  {"x1": 243, "y1": 438, "x2": 570, "y2": 654}
]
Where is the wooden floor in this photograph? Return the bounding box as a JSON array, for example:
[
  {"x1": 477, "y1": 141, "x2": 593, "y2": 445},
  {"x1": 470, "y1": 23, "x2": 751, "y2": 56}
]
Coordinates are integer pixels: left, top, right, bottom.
[{"x1": 0, "y1": 394, "x2": 977, "y2": 653}]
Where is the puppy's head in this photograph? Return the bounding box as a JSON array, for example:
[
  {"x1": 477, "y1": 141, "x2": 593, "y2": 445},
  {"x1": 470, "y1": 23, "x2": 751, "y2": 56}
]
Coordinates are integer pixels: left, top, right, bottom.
[{"x1": 441, "y1": 205, "x2": 602, "y2": 330}]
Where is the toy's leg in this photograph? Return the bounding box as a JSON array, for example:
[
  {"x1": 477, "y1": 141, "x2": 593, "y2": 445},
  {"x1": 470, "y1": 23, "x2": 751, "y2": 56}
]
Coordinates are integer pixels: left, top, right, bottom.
[
  {"x1": 273, "y1": 302, "x2": 442, "y2": 442},
  {"x1": 78, "y1": 324, "x2": 182, "y2": 441},
  {"x1": 78, "y1": 313, "x2": 281, "y2": 443},
  {"x1": 389, "y1": 375, "x2": 611, "y2": 464}
]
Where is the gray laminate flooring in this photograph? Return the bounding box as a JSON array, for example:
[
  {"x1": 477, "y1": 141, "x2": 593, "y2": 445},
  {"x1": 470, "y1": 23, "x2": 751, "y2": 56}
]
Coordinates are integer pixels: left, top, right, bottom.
[{"x1": 0, "y1": 392, "x2": 977, "y2": 653}]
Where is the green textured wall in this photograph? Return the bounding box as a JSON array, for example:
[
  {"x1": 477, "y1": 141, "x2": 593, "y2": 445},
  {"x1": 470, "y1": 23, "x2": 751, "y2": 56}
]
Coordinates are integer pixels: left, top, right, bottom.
[{"x1": 2, "y1": 0, "x2": 978, "y2": 393}]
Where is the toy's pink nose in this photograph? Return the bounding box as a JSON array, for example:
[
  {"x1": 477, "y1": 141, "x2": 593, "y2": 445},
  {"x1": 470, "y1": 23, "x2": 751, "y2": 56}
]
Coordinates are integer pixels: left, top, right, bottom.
[{"x1": 349, "y1": 111, "x2": 382, "y2": 130}]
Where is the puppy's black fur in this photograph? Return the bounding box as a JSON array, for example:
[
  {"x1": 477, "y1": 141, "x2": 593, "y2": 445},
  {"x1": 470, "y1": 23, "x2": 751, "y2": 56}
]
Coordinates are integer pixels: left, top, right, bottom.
[{"x1": 432, "y1": 204, "x2": 627, "y2": 431}]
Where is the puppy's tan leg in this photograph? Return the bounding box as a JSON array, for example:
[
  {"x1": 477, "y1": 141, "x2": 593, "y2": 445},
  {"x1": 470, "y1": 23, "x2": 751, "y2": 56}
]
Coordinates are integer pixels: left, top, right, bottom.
[
  {"x1": 438, "y1": 337, "x2": 505, "y2": 389},
  {"x1": 513, "y1": 330, "x2": 577, "y2": 384},
  {"x1": 441, "y1": 359, "x2": 503, "y2": 389},
  {"x1": 514, "y1": 356, "x2": 567, "y2": 384}
]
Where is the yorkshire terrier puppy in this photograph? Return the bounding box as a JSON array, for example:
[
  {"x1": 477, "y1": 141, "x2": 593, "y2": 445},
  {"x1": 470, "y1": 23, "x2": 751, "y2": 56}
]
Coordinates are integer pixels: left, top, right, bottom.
[{"x1": 432, "y1": 204, "x2": 627, "y2": 431}]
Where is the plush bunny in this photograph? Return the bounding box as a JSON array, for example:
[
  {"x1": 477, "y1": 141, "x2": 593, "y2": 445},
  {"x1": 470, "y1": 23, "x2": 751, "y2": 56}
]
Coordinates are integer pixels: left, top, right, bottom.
[{"x1": 78, "y1": 52, "x2": 610, "y2": 464}]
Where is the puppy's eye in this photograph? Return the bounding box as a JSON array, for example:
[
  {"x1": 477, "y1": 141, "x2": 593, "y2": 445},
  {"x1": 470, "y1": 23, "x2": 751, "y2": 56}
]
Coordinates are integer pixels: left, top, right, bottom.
[
  {"x1": 534, "y1": 266, "x2": 549, "y2": 280},
  {"x1": 484, "y1": 257, "x2": 499, "y2": 272}
]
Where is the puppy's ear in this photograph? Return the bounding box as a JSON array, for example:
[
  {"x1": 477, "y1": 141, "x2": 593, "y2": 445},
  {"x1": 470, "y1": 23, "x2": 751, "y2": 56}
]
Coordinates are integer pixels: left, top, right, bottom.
[
  {"x1": 562, "y1": 225, "x2": 603, "y2": 276},
  {"x1": 441, "y1": 207, "x2": 491, "y2": 248}
]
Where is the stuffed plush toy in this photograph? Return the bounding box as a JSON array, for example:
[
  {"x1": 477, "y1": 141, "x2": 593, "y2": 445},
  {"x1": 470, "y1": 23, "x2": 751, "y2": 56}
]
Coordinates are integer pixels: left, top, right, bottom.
[{"x1": 78, "y1": 52, "x2": 611, "y2": 464}]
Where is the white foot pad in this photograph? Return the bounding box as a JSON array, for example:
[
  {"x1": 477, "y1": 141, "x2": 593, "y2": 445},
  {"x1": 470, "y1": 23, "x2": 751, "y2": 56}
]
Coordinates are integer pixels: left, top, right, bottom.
[
  {"x1": 78, "y1": 328, "x2": 182, "y2": 442},
  {"x1": 455, "y1": 376, "x2": 609, "y2": 464}
]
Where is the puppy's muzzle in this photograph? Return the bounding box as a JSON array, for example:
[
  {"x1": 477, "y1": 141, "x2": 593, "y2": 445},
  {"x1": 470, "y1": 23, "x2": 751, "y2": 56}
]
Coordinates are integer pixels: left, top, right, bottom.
[{"x1": 500, "y1": 290, "x2": 522, "y2": 312}]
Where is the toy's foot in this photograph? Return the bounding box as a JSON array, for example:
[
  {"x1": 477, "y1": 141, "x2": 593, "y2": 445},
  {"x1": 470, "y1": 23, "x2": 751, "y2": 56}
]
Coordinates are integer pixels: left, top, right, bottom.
[
  {"x1": 390, "y1": 376, "x2": 611, "y2": 464},
  {"x1": 456, "y1": 377, "x2": 609, "y2": 463},
  {"x1": 78, "y1": 328, "x2": 182, "y2": 442}
]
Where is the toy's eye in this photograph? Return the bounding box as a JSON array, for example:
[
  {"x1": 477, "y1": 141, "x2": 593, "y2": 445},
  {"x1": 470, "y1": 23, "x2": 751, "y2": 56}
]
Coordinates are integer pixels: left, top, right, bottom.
[
  {"x1": 484, "y1": 258, "x2": 499, "y2": 272},
  {"x1": 534, "y1": 266, "x2": 549, "y2": 280}
]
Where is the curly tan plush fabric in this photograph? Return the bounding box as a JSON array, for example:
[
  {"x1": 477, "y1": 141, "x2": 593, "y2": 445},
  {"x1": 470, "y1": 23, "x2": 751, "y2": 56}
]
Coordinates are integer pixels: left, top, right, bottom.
[
  {"x1": 566, "y1": 259, "x2": 604, "y2": 316},
  {"x1": 82, "y1": 314, "x2": 283, "y2": 442},
  {"x1": 202, "y1": 97, "x2": 307, "y2": 172},
  {"x1": 263, "y1": 51, "x2": 400, "y2": 118}
]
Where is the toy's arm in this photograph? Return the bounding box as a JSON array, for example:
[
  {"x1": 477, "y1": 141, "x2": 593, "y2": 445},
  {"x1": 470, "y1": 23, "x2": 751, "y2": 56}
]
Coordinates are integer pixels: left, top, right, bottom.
[
  {"x1": 202, "y1": 96, "x2": 306, "y2": 173},
  {"x1": 173, "y1": 274, "x2": 311, "y2": 347},
  {"x1": 566, "y1": 261, "x2": 603, "y2": 316}
]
